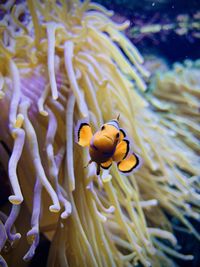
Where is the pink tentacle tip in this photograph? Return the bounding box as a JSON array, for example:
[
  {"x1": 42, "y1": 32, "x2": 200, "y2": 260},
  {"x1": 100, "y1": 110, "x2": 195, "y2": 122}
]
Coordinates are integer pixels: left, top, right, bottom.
[
  {"x1": 61, "y1": 202, "x2": 72, "y2": 219},
  {"x1": 107, "y1": 206, "x2": 115, "y2": 213},
  {"x1": 49, "y1": 204, "x2": 61, "y2": 213},
  {"x1": 8, "y1": 195, "x2": 23, "y2": 205}
]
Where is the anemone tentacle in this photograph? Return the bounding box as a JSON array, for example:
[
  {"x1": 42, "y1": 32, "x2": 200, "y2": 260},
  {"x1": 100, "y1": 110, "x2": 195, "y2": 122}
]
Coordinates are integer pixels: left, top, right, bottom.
[{"x1": 0, "y1": 1, "x2": 199, "y2": 267}]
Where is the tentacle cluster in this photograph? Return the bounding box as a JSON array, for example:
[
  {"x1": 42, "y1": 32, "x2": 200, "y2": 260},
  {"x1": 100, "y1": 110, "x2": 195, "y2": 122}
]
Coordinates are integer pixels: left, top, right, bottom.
[{"x1": 0, "y1": 1, "x2": 199, "y2": 267}]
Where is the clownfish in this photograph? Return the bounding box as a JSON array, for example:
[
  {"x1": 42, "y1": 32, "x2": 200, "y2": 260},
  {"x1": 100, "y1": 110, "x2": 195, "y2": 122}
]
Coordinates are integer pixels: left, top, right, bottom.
[{"x1": 75, "y1": 115, "x2": 140, "y2": 175}]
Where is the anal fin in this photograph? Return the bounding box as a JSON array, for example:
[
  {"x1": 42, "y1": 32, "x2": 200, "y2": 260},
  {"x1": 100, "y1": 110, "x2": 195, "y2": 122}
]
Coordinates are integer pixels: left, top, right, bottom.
[{"x1": 101, "y1": 159, "x2": 112, "y2": 170}]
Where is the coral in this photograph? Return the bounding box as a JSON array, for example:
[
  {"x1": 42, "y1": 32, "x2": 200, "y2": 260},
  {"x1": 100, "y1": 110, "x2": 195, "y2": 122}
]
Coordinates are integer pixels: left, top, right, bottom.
[{"x1": 0, "y1": 1, "x2": 199, "y2": 267}]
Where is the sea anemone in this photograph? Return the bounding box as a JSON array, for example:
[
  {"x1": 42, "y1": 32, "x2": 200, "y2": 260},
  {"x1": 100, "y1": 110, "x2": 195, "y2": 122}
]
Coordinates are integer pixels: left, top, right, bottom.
[{"x1": 0, "y1": 1, "x2": 199, "y2": 267}]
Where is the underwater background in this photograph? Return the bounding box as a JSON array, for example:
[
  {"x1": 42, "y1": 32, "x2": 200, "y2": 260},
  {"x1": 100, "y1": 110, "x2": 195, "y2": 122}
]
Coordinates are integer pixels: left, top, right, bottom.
[
  {"x1": 0, "y1": 0, "x2": 199, "y2": 267},
  {"x1": 95, "y1": 0, "x2": 200, "y2": 62}
]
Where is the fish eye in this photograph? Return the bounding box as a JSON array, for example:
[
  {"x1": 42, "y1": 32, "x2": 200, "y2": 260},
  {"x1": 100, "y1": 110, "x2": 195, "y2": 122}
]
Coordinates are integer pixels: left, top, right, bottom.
[
  {"x1": 101, "y1": 125, "x2": 105, "y2": 130},
  {"x1": 116, "y1": 132, "x2": 120, "y2": 138}
]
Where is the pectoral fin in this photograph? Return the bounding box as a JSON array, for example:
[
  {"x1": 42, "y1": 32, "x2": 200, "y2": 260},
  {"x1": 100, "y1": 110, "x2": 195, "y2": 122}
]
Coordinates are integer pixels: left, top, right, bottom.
[
  {"x1": 117, "y1": 153, "x2": 140, "y2": 174},
  {"x1": 112, "y1": 139, "x2": 129, "y2": 162},
  {"x1": 75, "y1": 121, "x2": 93, "y2": 147}
]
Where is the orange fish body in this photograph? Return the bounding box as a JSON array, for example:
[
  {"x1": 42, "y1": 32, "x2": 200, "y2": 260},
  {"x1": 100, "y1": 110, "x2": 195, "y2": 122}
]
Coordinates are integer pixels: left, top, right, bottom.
[
  {"x1": 75, "y1": 116, "x2": 140, "y2": 175},
  {"x1": 89, "y1": 124, "x2": 119, "y2": 164}
]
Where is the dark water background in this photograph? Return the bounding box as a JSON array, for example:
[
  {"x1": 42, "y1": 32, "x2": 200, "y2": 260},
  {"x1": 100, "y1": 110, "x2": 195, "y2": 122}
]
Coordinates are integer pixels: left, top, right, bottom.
[{"x1": 95, "y1": 0, "x2": 200, "y2": 64}]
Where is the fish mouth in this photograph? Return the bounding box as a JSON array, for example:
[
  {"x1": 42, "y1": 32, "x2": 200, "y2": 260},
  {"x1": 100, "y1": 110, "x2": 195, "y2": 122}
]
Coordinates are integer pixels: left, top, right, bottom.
[{"x1": 103, "y1": 135, "x2": 113, "y2": 142}]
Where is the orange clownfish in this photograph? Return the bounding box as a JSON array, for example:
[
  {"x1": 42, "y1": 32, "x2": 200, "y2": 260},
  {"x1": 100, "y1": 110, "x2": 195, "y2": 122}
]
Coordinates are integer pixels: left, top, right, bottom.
[{"x1": 75, "y1": 115, "x2": 141, "y2": 175}]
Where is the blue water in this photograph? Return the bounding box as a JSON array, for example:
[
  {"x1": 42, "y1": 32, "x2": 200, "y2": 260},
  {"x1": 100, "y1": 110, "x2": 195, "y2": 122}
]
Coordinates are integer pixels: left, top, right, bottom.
[{"x1": 95, "y1": 0, "x2": 200, "y2": 63}]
